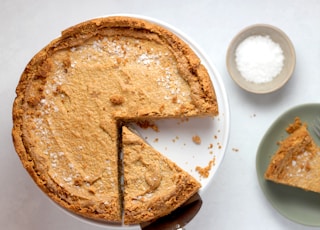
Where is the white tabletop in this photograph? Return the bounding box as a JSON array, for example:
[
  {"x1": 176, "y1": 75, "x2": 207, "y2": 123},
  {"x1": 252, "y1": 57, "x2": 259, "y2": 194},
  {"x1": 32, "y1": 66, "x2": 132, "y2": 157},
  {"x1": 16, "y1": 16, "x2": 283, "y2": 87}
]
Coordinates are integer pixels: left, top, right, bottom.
[{"x1": 1, "y1": 0, "x2": 320, "y2": 229}]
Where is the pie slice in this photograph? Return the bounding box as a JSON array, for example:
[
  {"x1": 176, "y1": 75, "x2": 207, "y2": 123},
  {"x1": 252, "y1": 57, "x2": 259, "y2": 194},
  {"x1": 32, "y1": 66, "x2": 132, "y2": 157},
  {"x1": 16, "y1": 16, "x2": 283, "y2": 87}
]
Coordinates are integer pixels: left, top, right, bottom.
[
  {"x1": 122, "y1": 126, "x2": 201, "y2": 225},
  {"x1": 264, "y1": 117, "x2": 320, "y2": 193}
]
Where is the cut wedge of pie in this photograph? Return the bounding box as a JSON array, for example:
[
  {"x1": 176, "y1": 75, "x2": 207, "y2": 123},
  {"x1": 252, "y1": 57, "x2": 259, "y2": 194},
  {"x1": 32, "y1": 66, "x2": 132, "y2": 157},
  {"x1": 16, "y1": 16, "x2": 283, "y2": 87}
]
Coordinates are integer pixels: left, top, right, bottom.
[
  {"x1": 264, "y1": 117, "x2": 320, "y2": 193},
  {"x1": 12, "y1": 16, "x2": 218, "y2": 224},
  {"x1": 122, "y1": 127, "x2": 201, "y2": 225}
]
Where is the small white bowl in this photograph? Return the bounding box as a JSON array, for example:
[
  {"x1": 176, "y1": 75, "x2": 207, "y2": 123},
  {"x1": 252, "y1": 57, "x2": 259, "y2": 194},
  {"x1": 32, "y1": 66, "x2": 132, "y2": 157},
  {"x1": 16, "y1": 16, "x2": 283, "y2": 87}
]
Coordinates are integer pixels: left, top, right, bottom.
[{"x1": 226, "y1": 24, "x2": 296, "y2": 94}]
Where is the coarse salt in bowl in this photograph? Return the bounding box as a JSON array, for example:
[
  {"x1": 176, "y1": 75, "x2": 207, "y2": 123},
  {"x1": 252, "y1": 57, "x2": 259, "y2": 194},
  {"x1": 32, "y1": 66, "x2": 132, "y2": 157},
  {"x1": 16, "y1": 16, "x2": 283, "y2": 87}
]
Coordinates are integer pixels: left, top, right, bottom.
[{"x1": 226, "y1": 24, "x2": 296, "y2": 94}]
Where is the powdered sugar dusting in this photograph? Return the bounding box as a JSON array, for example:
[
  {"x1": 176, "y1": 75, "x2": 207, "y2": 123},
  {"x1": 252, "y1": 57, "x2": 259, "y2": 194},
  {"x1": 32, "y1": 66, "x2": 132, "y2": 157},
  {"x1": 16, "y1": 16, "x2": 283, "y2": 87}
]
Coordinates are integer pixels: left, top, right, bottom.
[
  {"x1": 287, "y1": 151, "x2": 313, "y2": 178},
  {"x1": 156, "y1": 67, "x2": 189, "y2": 103},
  {"x1": 137, "y1": 53, "x2": 160, "y2": 65}
]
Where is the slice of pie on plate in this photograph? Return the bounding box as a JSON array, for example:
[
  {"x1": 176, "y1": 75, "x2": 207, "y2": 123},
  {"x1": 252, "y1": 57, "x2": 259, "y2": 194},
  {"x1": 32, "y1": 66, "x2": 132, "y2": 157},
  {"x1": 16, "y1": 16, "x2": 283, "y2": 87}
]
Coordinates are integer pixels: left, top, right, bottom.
[
  {"x1": 122, "y1": 126, "x2": 201, "y2": 225},
  {"x1": 265, "y1": 117, "x2": 320, "y2": 193}
]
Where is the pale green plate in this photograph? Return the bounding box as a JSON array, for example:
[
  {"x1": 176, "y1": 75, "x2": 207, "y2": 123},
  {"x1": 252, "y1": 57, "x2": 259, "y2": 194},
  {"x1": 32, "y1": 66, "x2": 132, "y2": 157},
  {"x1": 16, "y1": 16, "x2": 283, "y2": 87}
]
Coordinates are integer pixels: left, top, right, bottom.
[{"x1": 256, "y1": 103, "x2": 320, "y2": 226}]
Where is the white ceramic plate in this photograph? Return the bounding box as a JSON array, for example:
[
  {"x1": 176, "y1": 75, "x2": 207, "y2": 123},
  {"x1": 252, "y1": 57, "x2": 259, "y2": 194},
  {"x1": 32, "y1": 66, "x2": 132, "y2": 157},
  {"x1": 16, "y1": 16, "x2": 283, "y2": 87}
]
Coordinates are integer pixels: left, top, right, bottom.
[{"x1": 58, "y1": 14, "x2": 230, "y2": 229}]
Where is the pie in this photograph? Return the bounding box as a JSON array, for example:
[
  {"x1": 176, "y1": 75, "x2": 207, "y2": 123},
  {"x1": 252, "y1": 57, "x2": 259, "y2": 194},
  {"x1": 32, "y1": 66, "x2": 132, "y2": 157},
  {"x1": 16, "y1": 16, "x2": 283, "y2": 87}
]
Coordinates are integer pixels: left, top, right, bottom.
[
  {"x1": 264, "y1": 117, "x2": 320, "y2": 193},
  {"x1": 12, "y1": 16, "x2": 218, "y2": 224},
  {"x1": 122, "y1": 126, "x2": 201, "y2": 224}
]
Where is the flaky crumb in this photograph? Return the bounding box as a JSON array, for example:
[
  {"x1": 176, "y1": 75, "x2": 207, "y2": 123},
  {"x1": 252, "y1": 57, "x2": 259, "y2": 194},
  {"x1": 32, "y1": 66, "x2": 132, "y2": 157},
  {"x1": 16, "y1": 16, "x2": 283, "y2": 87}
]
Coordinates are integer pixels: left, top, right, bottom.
[
  {"x1": 286, "y1": 117, "x2": 303, "y2": 134},
  {"x1": 196, "y1": 158, "x2": 215, "y2": 178},
  {"x1": 192, "y1": 135, "x2": 201, "y2": 144},
  {"x1": 136, "y1": 120, "x2": 159, "y2": 132},
  {"x1": 172, "y1": 95, "x2": 178, "y2": 103},
  {"x1": 109, "y1": 94, "x2": 124, "y2": 105},
  {"x1": 177, "y1": 117, "x2": 189, "y2": 124}
]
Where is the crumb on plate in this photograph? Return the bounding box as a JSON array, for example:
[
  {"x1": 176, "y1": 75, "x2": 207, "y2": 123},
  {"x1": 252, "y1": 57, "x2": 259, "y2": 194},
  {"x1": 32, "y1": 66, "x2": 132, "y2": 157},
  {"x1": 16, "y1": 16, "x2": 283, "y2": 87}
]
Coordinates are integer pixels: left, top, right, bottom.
[
  {"x1": 195, "y1": 158, "x2": 216, "y2": 178},
  {"x1": 192, "y1": 135, "x2": 201, "y2": 144}
]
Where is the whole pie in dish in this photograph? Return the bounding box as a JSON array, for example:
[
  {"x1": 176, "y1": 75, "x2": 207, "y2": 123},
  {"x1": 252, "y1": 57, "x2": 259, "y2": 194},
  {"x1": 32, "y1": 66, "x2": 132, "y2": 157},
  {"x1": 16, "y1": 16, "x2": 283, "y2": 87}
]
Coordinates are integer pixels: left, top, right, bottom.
[
  {"x1": 265, "y1": 117, "x2": 320, "y2": 193},
  {"x1": 12, "y1": 16, "x2": 218, "y2": 224}
]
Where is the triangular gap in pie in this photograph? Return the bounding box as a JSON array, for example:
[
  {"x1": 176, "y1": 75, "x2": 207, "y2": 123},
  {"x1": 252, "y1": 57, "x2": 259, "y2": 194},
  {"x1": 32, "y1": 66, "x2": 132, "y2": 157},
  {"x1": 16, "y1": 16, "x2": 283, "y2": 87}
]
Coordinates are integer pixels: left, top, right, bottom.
[
  {"x1": 264, "y1": 117, "x2": 320, "y2": 193},
  {"x1": 122, "y1": 126, "x2": 201, "y2": 225}
]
